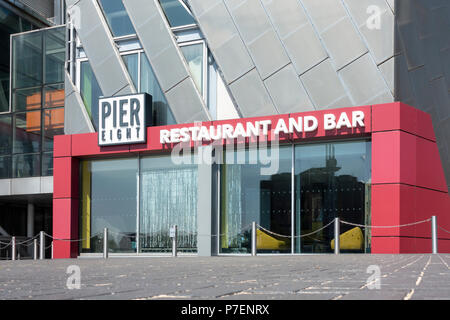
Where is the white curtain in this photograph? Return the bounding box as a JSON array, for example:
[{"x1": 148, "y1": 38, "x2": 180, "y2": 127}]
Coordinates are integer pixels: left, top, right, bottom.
[
  {"x1": 222, "y1": 165, "x2": 243, "y2": 248},
  {"x1": 140, "y1": 167, "x2": 197, "y2": 251}
]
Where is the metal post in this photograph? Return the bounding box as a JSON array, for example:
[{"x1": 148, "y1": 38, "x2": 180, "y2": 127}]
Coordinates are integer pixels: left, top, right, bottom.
[
  {"x1": 172, "y1": 225, "x2": 178, "y2": 257},
  {"x1": 431, "y1": 216, "x2": 438, "y2": 254},
  {"x1": 251, "y1": 221, "x2": 257, "y2": 256},
  {"x1": 51, "y1": 241, "x2": 54, "y2": 259},
  {"x1": 103, "y1": 228, "x2": 108, "y2": 259},
  {"x1": 11, "y1": 236, "x2": 16, "y2": 261},
  {"x1": 39, "y1": 231, "x2": 45, "y2": 260},
  {"x1": 334, "y1": 218, "x2": 340, "y2": 255},
  {"x1": 33, "y1": 239, "x2": 38, "y2": 260}
]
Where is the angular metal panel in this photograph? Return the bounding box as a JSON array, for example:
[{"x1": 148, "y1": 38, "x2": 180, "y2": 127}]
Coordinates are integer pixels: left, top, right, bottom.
[
  {"x1": 320, "y1": 17, "x2": 368, "y2": 70},
  {"x1": 247, "y1": 29, "x2": 290, "y2": 80},
  {"x1": 300, "y1": 59, "x2": 348, "y2": 109},
  {"x1": 264, "y1": 64, "x2": 314, "y2": 114},
  {"x1": 301, "y1": 0, "x2": 347, "y2": 33},
  {"x1": 261, "y1": 0, "x2": 309, "y2": 39},
  {"x1": 0, "y1": 179, "x2": 11, "y2": 196},
  {"x1": 378, "y1": 56, "x2": 394, "y2": 94},
  {"x1": 40, "y1": 176, "x2": 53, "y2": 194},
  {"x1": 229, "y1": 68, "x2": 277, "y2": 117},
  {"x1": 164, "y1": 78, "x2": 211, "y2": 123},
  {"x1": 69, "y1": 0, "x2": 135, "y2": 96},
  {"x1": 123, "y1": 0, "x2": 210, "y2": 123},
  {"x1": 282, "y1": 23, "x2": 328, "y2": 75},
  {"x1": 213, "y1": 34, "x2": 254, "y2": 84},
  {"x1": 11, "y1": 178, "x2": 41, "y2": 195},
  {"x1": 339, "y1": 53, "x2": 390, "y2": 105}
]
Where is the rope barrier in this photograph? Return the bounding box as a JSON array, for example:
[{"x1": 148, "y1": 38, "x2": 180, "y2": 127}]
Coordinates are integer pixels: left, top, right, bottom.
[
  {"x1": 256, "y1": 220, "x2": 335, "y2": 239},
  {"x1": 43, "y1": 232, "x2": 102, "y2": 242},
  {"x1": 438, "y1": 225, "x2": 450, "y2": 234},
  {"x1": 340, "y1": 218, "x2": 431, "y2": 229},
  {"x1": 0, "y1": 241, "x2": 11, "y2": 250}
]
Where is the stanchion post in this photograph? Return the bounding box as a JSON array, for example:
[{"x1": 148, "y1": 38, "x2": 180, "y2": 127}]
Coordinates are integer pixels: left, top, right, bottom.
[
  {"x1": 51, "y1": 241, "x2": 54, "y2": 259},
  {"x1": 334, "y1": 218, "x2": 340, "y2": 255},
  {"x1": 39, "y1": 231, "x2": 45, "y2": 260},
  {"x1": 11, "y1": 236, "x2": 16, "y2": 261},
  {"x1": 171, "y1": 225, "x2": 177, "y2": 257},
  {"x1": 33, "y1": 239, "x2": 38, "y2": 260},
  {"x1": 103, "y1": 228, "x2": 108, "y2": 259},
  {"x1": 431, "y1": 216, "x2": 438, "y2": 254},
  {"x1": 252, "y1": 222, "x2": 257, "y2": 256}
]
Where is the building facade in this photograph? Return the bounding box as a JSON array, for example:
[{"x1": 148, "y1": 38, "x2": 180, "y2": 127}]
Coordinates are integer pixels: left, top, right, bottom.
[{"x1": 0, "y1": 0, "x2": 449, "y2": 258}]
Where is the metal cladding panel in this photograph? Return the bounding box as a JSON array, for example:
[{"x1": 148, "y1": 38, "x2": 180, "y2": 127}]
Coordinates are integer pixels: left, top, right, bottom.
[
  {"x1": 339, "y1": 53, "x2": 391, "y2": 106},
  {"x1": 123, "y1": 0, "x2": 210, "y2": 123},
  {"x1": 320, "y1": 17, "x2": 368, "y2": 71},
  {"x1": 11, "y1": 178, "x2": 41, "y2": 195},
  {"x1": 261, "y1": 0, "x2": 309, "y2": 39},
  {"x1": 70, "y1": 0, "x2": 135, "y2": 97},
  {"x1": 264, "y1": 64, "x2": 314, "y2": 114},
  {"x1": 282, "y1": 23, "x2": 328, "y2": 76},
  {"x1": 300, "y1": 59, "x2": 348, "y2": 109},
  {"x1": 164, "y1": 78, "x2": 211, "y2": 123},
  {"x1": 228, "y1": 68, "x2": 277, "y2": 117},
  {"x1": 301, "y1": 0, "x2": 347, "y2": 33},
  {"x1": 247, "y1": 29, "x2": 290, "y2": 80}
]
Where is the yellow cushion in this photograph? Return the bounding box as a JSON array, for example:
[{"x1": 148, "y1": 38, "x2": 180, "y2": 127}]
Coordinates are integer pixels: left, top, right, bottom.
[
  {"x1": 256, "y1": 229, "x2": 289, "y2": 250},
  {"x1": 331, "y1": 227, "x2": 364, "y2": 250}
]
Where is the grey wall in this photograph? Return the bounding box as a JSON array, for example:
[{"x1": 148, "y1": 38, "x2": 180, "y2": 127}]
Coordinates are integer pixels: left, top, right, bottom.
[{"x1": 393, "y1": 0, "x2": 450, "y2": 191}]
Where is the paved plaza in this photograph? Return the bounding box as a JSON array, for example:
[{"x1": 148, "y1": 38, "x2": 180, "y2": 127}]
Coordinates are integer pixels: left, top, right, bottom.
[{"x1": 0, "y1": 254, "x2": 449, "y2": 300}]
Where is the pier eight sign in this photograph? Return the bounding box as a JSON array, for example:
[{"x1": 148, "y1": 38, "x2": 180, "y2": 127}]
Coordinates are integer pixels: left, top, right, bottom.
[{"x1": 98, "y1": 93, "x2": 150, "y2": 146}]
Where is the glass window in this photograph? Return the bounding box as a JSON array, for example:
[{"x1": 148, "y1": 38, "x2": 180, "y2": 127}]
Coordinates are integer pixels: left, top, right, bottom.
[
  {"x1": 294, "y1": 141, "x2": 371, "y2": 253},
  {"x1": 13, "y1": 111, "x2": 41, "y2": 154},
  {"x1": 13, "y1": 153, "x2": 40, "y2": 178},
  {"x1": 0, "y1": 155, "x2": 11, "y2": 179},
  {"x1": 98, "y1": 0, "x2": 136, "y2": 37},
  {"x1": 43, "y1": 108, "x2": 64, "y2": 151},
  {"x1": 12, "y1": 31, "x2": 43, "y2": 89},
  {"x1": 123, "y1": 53, "x2": 138, "y2": 88},
  {"x1": 80, "y1": 61, "x2": 102, "y2": 130},
  {"x1": 44, "y1": 84, "x2": 64, "y2": 109},
  {"x1": 141, "y1": 54, "x2": 176, "y2": 125},
  {"x1": 140, "y1": 154, "x2": 198, "y2": 253},
  {"x1": 0, "y1": 115, "x2": 12, "y2": 155},
  {"x1": 80, "y1": 159, "x2": 138, "y2": 253},
  {"x1": 42, "y1": 152, "x2": 53, "y2": 176},
  {"x1": 13, "y1": 87, "x2": 41, "y2": 111},
  {"x1": 159, "y1": 0, "x2": 196, "y2": 28},
  {"x1": 221, "y1": 146, "x2": 292, "y2": 254},
  {"x1": 180, "y1": 43, "x2": 203, "y2": 94},
  {"x1": 44, "y1": 27, "x2": 65, "y2": 84}
]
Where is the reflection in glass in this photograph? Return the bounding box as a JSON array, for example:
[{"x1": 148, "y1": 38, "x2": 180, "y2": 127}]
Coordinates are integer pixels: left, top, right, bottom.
[
  {"x1": 12, "y1": 31, "x2": 42, "y2": 89},
  {"x1": 44, "y1": 27, "x2": 65, "y2": 84},
  {"x1": 221, "y1": 146, "x2": 292, "y2": 254},
  {"x1": 42, "y1": 152, "x2": 53, "y2": 176},
  {"x1": 13, "y1": 87, "x2": 41, "y2": 111},
  {"x1": 80, "y1": 159, "x2": 138, "y2": 253},
  {"x1": 13, "y1": 111, "x2": 41, "y2": 154},
  {"x1": 98, "y1": 0, "x2": 136, "y2": 37},
  {"x1": 159, "y1": 0, "x2": 196, "y2": 28},
  {"x1": 80, "y1": 61, "x2": 102, "y2": 130},
  {"x1": 141, "y1": 54, "x2": 176, "y2": 125},
  {"x1": 123, "y1": 53, "x2": 138, "y2": 88},
  {"x1": 0, "y1": 156, "x2": 11, "y2": 179},
  {"x1": 13, "y1": 153, "x2": 40, "y2": 178},
  {"x1": 140, "y1": 155, "x2": 198, "y2": 253},
  {"x1": 294, "y1": 141, "x2": 371, "y2": 253},
  {"x1": 180, "y1": 43, "x2": 203, "y2": 94},
  {"x1": 43, "y1": 108, "x2": 64, "y2": 151},
  {"x1": 0, "y1": 115, "x2": 12, "y2": 155},
  {"x1": 44, "y1": 84, "x2": 64, "y2": 109}
]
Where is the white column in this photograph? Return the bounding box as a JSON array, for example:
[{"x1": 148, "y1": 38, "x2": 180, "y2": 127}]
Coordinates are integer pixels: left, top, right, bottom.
[{"x1": 27, "y1": 203, "x2": 34, "y2": 238}]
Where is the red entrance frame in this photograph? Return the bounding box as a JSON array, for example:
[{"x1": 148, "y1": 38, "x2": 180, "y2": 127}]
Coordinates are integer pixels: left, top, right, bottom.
[{"x1": 53, "y1": 102, "x2": 450, "y2": 258}]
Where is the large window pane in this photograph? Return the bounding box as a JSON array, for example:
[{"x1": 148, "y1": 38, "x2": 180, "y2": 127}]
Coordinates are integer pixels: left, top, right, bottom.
[
  {"x1": 159, "y1": 0, "x2": 196, "y2": 28},
  {"x1": 294, "y1": 141, "x2": 371, "y2": 254},
  {"x1": 141, "y1": 54, "x2": 175, "y2": 125},
  {"x1": 98, "y1": 0, "x2": 136, "y2": 37},
  {"x1": 80, "y1": 61, "x2": 102, "y2": 130},
  {"x1": 13, "y1": 111, "x2": 41, "y2": 154},
  {"x1": 0, "y1": 156, "x2": 11, "y2": 179},
  {"x1": 0, "y1": 115, "x2": 12, "y2": 155},
  {"x1": 80, "y1": 159, "x2": 138, "y2": 254},
  {"x1": 43, "y1": 108, "x2": 64, "y2": 151},
  {"x1": 123, "y1": 53, "x2": 138, "y2": 88},
  {"x1": 13, "y1": 87, "x2": 41, "y2": 111},
  {"x1": 42, "y1": 152, "x2": 53, "y2": 176},
  {"x1": 44, "y1": 83, "x2": 64, "y2": 109},
  {"x1": 221, "y1": 146, "x2": 292, "y2": 254},
  {"x1": 180, "y1": 43, "x2": 203, "y2": 94},
  {"x1": 13, "y1": 153, "x2": 40, "y2": 178},
  {"x1": 44, "y1": 27, "x2": 65, "y2": 84},
  {"x1": 12, "y1": 32, "x2": 42, "y2": 89},
  {"x1": 140, "y1": 155, "x2": 198, "y2": 253}
]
